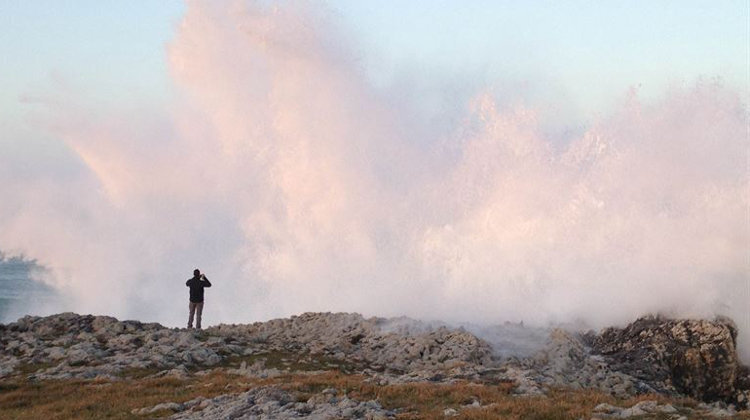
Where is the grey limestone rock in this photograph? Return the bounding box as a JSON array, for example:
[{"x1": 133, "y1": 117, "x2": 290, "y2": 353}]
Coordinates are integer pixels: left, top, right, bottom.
[
  {"x1": 0, "y1": 310, "x2": 748, "y2": 413},
  {"x1": 165, "y1": 385, "x2": 395, "y2": 419},
  {"x1": 592, "y1": 315, "x2": 749, "y2": 406}
]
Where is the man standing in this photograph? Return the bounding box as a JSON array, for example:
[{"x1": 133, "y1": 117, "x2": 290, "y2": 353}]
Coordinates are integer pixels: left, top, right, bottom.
[{"x1": 186, "y1": 268, "x2": 212, "y2": 329}]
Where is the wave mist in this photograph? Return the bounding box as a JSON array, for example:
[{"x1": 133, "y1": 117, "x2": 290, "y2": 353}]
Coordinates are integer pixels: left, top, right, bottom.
[{"x1": 1, "y1": 1, "x2": 748, "y2": 359}]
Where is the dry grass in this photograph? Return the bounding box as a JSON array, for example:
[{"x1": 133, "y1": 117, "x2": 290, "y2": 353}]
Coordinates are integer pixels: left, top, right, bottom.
[
  {"x1": 0, "y1": 370, "x2": 247, "y2": 419},
  {"x1": 1, "y1": 361, "x2": 748, "y2": 419},
  {"x1": 273, "y1": 373, "x2": 750, "y2": 420}
]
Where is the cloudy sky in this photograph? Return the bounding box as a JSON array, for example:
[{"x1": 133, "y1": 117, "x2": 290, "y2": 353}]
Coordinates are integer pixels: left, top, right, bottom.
[{"x1": 2, "y1": 1, "x2": 746, "y2": 137}]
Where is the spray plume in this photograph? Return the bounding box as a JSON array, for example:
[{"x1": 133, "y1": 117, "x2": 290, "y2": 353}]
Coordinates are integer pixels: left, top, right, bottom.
[{"x1": 0, "y1": 1, "x2": 748, "y2": 359}]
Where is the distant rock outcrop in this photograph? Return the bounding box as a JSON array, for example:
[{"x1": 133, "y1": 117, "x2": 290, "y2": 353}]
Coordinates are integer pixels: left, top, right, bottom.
[
  {"x1": 591, "y1": 315, "x2": 749, "y2": 407},
  {"x1": 209, "y1": 312, "x2": 494, "y2": 374}
]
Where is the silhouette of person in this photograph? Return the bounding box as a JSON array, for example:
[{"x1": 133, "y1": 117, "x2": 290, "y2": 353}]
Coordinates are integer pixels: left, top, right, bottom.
[{"x1": 186, "y1": 268, "x2": 212, "y2": 329}]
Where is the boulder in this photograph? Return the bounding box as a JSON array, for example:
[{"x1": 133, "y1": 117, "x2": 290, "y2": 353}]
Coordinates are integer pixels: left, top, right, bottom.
[{"x1": 591, "y1": 315, "x2": 748, "y2": 405}]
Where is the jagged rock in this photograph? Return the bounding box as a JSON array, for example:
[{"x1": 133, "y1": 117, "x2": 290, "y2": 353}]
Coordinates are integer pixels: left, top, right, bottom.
[
  {"x1": 0, "y1": 356, "x2": 18, "y2": 378},
  {"x1": 208, "y1": 312, "x2": 494, "y2": 374},
  {"x1": 228, "y1": 359, "x2": 284, "y2": 379},
  {"x1": 45, "y1": 346, "x2": 66, "y2": 360},
  {"x1": 592, "y1": 315, "x2": 748, "y2": 406},
  {"x1": 443, "y1": 407, "x2": 458, "y2": 416},
  {"x1": 527, "y1": 329, "x2": 648, "y2": 398},
  {"x1": 167, "y1": 385, "x2": 395, "y2": 419},
  {"x1": 593, "y1": 400, "x2": 681, "y2": 418},
  {"x1": 149, "y1": 365, "x2": 191, "y2": 379},
  {"x1": 0, "y1": 311, "x2": 747, "y2": 412},
  {"x1": 132, "y1": 401, "x2": 185, "y2": 415}
]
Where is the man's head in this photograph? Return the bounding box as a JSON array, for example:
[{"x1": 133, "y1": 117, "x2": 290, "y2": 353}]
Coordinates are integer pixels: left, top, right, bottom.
[{"x1": 194, "y1": 269, "x2": 201, "y2": 277}]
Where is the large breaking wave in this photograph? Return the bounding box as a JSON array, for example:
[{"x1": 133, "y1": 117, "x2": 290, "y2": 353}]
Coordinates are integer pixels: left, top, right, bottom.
[{"x1": 1, "y1": 1, "x2": 747, "y2": 359}]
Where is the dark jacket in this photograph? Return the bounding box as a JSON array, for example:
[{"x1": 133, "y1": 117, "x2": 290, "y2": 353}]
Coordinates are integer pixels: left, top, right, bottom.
[{"x1": 186, "y1": 275, "x2": 212, "y2": 303}]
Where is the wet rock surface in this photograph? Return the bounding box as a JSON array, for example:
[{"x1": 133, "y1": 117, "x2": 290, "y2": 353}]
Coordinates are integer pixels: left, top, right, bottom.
[
  {"x1": 591, "y1": 315, "x2": 749, "y2": 406},
  {"x1": 1, "y1": 312, "x2": 748, "y2": 417}
]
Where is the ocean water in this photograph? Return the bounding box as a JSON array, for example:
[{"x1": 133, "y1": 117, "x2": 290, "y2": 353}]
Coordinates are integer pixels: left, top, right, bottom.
[{"x1": 0, "y1": 258, "x2": 57, "y2": 322}]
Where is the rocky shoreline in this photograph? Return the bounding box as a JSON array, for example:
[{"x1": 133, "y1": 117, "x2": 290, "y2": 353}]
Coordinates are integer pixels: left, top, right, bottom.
[{"x1": 1, "y1": 312, "x2": 748, "y2": 418}]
